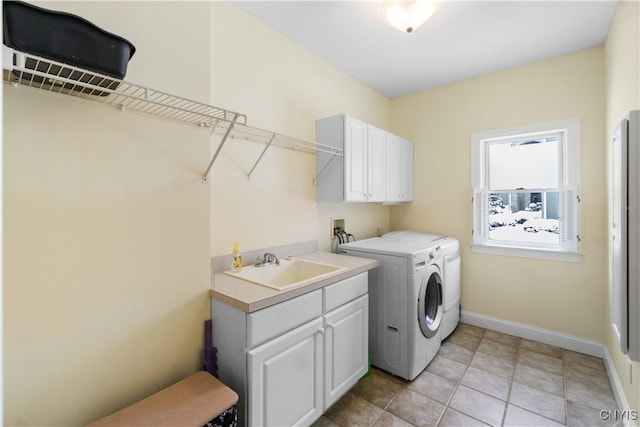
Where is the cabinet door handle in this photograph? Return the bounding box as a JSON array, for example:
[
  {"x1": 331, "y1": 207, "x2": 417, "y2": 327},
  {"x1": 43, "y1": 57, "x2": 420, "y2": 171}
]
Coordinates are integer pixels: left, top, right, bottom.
[
  {"x1": 326, "y1": 323, "x2": 335, "y2": 329},
  {"x1": 317, "y1": 327, "x2": 325, "y2": 335}
]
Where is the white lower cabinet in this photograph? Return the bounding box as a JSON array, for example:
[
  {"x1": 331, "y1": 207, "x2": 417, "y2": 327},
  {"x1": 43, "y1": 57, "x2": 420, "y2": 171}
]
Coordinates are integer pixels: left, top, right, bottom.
[
  {"x1": 211, "y1": 272, "x2": 369, "y2": 427},
  {"x1": 248, "y1": 318, "x2": 324, "y2": 427},
  {"x1": 324, "y1": 295, "x2": 368, "y2": 409}
]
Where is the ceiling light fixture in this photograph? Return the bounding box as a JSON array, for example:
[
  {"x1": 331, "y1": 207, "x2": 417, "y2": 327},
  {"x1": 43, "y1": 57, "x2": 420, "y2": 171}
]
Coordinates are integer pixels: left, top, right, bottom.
[{"x1": 379, "y1": 0, "x2": 437, "y2": 33}]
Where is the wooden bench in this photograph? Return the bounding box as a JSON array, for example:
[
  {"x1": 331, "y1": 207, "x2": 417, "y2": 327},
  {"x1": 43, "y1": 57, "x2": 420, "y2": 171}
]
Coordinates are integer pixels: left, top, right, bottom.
[{"x1": 88, "y1": 372, "x2": 238, "y2": 427}]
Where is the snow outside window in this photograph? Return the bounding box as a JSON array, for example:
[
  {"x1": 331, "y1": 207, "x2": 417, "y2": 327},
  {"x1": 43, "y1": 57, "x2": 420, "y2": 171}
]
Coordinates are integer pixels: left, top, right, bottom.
[{"x1": 471, "y1": 119, "x2": 581, "y2": 262}]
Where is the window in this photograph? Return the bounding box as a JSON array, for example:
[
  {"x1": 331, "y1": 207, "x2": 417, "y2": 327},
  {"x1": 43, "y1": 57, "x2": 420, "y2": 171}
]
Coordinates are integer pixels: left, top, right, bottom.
[{"x1": 471, "y1": 119, "x2": 581, "y2": 262}]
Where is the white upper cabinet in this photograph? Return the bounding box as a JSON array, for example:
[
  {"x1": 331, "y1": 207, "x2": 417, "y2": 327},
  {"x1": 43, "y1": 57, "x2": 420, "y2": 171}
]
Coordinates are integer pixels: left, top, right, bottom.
[
  {"x1": 366, "y1": 124, "x2": 387, "y2": 202},
  {"x1": 401, "y1": 138, "x2": 414, "y2": 201},
  {"x1": 386, "y1": 134, "x2": 413, "y2": 203},
  {"x1": 343, "y1": 116, "x2": 369, "y2": 202},
  {"x1": 316, "y1": 114, "x2": 412, "y2": 203}
]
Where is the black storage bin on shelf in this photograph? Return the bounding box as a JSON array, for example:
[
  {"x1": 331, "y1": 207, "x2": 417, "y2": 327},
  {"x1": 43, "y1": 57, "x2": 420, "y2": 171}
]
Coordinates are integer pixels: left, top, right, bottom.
[{"x1": 3, "y1": 0, "x2": 136, "y2": 95}]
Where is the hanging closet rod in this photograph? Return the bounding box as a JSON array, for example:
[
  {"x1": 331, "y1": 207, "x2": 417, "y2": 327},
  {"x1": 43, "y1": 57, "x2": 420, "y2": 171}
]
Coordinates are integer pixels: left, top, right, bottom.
[
  {"x1": 3, "y1": 46, "x2": 343, "y2": 184},
  {"x1": 210, "y1": 120, "x2": 343, "y2": 155},
  {"x1": 206, "y1": 120, "x2": 343, "y2": 181}
]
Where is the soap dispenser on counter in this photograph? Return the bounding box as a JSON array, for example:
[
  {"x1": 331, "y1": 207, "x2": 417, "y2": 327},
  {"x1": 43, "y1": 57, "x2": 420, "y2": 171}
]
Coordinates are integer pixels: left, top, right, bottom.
[{"x1": 231, "y1": 242, "x2": 243, "y2": 272}]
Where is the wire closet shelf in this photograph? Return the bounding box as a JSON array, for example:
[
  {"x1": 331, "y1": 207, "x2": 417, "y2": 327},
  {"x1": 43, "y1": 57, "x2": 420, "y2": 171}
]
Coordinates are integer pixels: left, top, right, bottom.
[{"x1": 2, "y1": 45, "x2": 343, "y2": 182}]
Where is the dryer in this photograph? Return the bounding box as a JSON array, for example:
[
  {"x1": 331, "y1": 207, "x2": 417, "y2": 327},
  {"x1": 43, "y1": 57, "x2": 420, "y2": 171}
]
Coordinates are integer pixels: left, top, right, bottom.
[
  {"x1": 338, "y1": 236, "x2": 444, "y2": 380},
  {"x1": 382, "y1": 232, "x2": 461, "y2": 340}
]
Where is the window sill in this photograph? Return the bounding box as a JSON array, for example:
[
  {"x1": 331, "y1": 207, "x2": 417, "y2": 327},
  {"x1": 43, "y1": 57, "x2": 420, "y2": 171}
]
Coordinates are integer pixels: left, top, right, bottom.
[{"x1": 471, "y1": 244, "x2": 582, "y2": 263}]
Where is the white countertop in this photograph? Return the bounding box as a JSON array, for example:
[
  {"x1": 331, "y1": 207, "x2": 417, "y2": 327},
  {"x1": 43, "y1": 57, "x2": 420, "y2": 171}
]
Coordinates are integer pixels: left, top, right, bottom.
[{"x1": 210, "y1": 251, "x2": 379, "y2": 312}]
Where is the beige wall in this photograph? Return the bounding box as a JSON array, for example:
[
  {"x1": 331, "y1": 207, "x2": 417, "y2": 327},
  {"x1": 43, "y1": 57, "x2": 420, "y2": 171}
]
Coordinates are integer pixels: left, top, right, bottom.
[
  {"x1": 3, "y1": 2, "x2": 391, "y2": 424},
  {"x1": 390, "y1": 48, "x2": 607, "y2": 341},
  {"x1": 208, "y1": 3, "x2": 391, "y2": 256},
  {"x1": 605, "y1": 0, "x2": 640, "y2": 417},
  {"x1": 4, "y1": 0, "x2": 637, "y2": 424},
  {"x1": 3, "y1": 2, "x2": 212, "y2": 425}
]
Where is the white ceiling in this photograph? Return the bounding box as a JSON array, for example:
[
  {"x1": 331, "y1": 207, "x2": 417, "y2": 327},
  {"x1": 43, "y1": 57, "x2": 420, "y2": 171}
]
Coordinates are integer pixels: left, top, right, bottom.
[{"x1": 234, "y1": 1, "x2": 618, "y2": 98}]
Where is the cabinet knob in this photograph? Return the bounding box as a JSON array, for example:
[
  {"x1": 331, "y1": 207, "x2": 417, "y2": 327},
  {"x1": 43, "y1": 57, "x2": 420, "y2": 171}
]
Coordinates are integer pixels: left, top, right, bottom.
[
  {"x1": 326, "y1": 323, "x2": 335, "y2": 329},
  {"x1": 317, "y1": 327, "x2": 325, "y2": 335}
]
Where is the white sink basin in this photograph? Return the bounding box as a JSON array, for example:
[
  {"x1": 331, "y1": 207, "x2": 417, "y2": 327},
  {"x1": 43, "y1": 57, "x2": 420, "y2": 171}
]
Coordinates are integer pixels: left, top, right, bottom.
[{"x1": 223, "y1": 258, "x2": 346, "y2": 290}]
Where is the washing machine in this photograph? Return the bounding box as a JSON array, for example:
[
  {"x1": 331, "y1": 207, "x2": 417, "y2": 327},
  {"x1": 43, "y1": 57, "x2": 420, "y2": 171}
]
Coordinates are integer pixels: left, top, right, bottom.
[
  {"x1": 338, "y1": 236, "x2": 444, "y2": 380},
  {"x1": 382, "y1": 231, "x2": 461, "y2": 340}
]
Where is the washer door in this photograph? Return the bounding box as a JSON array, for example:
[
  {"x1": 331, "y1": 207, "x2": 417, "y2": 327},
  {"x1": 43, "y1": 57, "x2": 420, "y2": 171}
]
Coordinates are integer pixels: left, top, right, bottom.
[{"x1": 418, "y1": 266, "x2": 443, "y2": 338}]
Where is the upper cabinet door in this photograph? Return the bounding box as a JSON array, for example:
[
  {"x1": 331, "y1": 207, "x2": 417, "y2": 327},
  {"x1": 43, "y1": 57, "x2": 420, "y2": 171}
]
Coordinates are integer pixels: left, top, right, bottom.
[
  {"x1": 385, "y1": 135, "x2": 413, "y2": 202},
  {"x1": 386, "y1": 133, "x2": 403, "y2": 202},
  {"x1": 344, "y1": 116, "x2": 369, "y2": 202},
  {"x1": 367, "y1": 125, "x2": 387, "y2": 202},
  {"x1": 400, "y1": 137, "x2": 413, "y2": 202}
]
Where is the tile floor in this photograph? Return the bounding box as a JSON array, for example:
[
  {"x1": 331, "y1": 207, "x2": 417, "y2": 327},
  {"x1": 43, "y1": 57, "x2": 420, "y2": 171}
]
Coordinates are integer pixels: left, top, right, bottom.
[{"x1": 314, "y1": 323, "x2": 620, "y2": 427}]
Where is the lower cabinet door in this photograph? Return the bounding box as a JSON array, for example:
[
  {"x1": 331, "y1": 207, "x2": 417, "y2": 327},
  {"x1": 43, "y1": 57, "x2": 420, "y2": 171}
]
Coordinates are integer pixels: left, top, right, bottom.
[
  {"x1": 324, "y1": 295, "x2": 369, "y2": 409},
  {"x1": 248, "y1": 317, "x2": 324, "y2": 427}
]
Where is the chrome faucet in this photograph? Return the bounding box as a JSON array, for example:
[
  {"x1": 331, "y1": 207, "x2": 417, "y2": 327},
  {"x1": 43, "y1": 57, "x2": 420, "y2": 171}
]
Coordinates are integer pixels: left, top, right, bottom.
[
  {"x1": 263, "y1": 253, "x2": 280, "y2": 266},
  {"x1": 256, "y1": 252, "x2": 279, "y2": 267}
]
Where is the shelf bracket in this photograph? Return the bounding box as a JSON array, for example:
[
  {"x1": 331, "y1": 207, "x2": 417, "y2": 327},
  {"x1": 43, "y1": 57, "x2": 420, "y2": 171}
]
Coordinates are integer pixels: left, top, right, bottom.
[
  {"x1": 202, "y1": 113, "x2": 239, "y2": 183},
  {"x1": 247, "y1": 133, "x2": 276, "y2": 179},
  {"x1": 313, "y1": 153, "x2": 339, "y2": 185}
]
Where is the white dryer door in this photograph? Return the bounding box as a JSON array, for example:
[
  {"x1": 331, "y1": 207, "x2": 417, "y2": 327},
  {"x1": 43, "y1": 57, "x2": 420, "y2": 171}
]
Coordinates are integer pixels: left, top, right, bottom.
[{"x1": 418, "y1": 265, "x2": 443, "y2": 338}]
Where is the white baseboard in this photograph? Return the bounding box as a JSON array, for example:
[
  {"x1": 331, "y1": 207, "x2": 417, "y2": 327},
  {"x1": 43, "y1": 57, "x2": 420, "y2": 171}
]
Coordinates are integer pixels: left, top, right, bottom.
[
  {"x1": 461, "y1": 310, "x2": 633, "y2": 423},
  {"x1": 602, "y1": 345, "x2": 634, "y2": 427},
  {"x1": 461, "y1": 310, "x2": 604, "y2": 356}
]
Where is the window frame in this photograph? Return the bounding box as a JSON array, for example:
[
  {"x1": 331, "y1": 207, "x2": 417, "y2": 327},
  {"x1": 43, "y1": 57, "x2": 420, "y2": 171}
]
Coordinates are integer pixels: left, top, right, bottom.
[{"x1": 471, "y1": 119, "x2": 581, "y2": 262}]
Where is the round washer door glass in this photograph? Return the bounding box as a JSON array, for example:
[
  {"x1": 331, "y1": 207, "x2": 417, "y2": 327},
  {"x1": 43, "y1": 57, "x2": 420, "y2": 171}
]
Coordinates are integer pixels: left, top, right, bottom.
[{"x1": 418, "y1": 268, "x2": 443, "y2": 338}]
